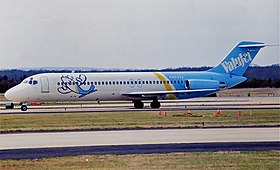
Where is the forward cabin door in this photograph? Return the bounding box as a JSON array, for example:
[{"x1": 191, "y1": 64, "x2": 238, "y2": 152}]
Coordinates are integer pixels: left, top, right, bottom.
[{"x1": 40, "y1": 77, "x2": 49, "y2": 93}]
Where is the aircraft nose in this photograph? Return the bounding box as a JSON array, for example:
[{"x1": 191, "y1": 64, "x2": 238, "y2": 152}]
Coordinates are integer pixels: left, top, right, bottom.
[{"x1": 4, "y1": 87, "x2": 16, "y2": 101}]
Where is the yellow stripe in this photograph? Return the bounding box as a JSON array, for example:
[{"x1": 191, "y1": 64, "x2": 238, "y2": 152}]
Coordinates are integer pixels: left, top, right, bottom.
[
  {"x1": 154, "y1": 72, "x2": 176, "y2": 99},
  {"x1": 74, "y1": 83, "x2": 78, "y2": 93}
]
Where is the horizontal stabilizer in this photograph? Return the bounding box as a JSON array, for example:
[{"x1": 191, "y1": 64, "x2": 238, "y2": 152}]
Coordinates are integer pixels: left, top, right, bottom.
[{"x1": 239, "y1": 43, "x2": 279, "y2": 48}]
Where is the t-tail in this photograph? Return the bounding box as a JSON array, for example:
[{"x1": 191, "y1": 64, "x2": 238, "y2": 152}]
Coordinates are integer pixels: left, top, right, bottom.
[{"x1": 208, "y1": 41, "x2": 269, "y2": 76}]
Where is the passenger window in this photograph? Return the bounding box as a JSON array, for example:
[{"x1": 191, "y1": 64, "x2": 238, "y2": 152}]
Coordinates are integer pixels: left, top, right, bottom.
[
  {"x1": 33, "y1": 80, "x2": 38, "y2": 85},
  {"x1": 57, "y1": 82, "x2": 60, "y2": 86}
]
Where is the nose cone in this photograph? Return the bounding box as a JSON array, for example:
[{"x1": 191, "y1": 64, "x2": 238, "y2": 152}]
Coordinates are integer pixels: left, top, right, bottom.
[{"x1": 4, "y1": 87, "x2": 16, "y2": 101}]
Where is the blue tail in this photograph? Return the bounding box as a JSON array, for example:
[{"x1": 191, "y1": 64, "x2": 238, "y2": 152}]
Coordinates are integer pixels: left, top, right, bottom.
[{"x1": 208, "y1": 41, "x2": 266, "y2": 76}]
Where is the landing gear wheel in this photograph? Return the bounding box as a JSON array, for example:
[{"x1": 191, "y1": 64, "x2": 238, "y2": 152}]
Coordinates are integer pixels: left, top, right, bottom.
[
  {"x1": 21, "y1": 105, "x2": 28, "y2": 111},
  {"x1": 150, "y1": 100, "x2": 160, "y2": 109},
  {"x1": 134, "y1": 101, "x2": 144, "y2": 109}
]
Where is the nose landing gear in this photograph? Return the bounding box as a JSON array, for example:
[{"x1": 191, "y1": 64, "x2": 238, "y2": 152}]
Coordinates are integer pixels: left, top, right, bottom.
[{"x1": 20, "y1": 103, "x2": 28, "y2": 111}]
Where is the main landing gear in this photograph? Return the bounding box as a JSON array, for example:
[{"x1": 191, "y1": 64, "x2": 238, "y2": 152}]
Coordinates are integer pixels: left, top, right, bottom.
[
  {"x1": 150, "y1": 99, "x2": 160, "y2": 109},
  {"x1": 133, "y1": 99, "x2": 161, "y2": 109},
  {"x1": 133, "y1": 100, "x2": 144, "y2": 109}
]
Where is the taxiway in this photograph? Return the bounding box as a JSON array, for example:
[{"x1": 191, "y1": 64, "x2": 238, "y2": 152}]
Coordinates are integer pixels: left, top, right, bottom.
[
  {"x1": 0, "y1": 127, "x2": 280, "y2": 150},
  {"x1": 1, "y1": 97, "x2": 279, "y2": 114},
  {"x1": 1, "y1": 127, "x2": 279, "y2": 150},
  {"x1": 0, "y1": 127, "x2": 279, "y2": 159}
]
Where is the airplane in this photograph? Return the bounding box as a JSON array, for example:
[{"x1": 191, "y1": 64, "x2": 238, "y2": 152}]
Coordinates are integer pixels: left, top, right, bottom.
[{"x1": 4, "y1": 41, "x2": 277, "y2": 111}]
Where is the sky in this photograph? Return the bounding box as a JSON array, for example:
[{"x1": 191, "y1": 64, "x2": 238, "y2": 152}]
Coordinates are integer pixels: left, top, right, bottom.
[{"x1": 0, "y1": 0, "x2": 279, "y2": 69}]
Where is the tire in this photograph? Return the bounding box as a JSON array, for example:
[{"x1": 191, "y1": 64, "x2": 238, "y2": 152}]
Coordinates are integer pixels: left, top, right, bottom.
[
  {"x1": 150, "y1": 100, "x2": 160, "y2": 108},
  {"x1": 134, "y1": 101, "x2": 144, "y2": 109},
  {"x1": 21, "y1": 105, "x2": 28, "y2": 111}
]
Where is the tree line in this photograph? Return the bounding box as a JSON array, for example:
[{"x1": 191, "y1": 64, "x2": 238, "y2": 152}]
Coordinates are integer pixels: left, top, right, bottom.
[
  {"x1": 0, "y1": 75, "x2": 16, "y2": 93},
  {"x1": 235, "y1": 78, "x2": 280, "y2": 88}
]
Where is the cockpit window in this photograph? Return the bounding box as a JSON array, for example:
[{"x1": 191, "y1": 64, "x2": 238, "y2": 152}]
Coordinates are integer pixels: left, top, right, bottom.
[{"x1": 23, "y1": 77, "x2": 38, "y2": 85}]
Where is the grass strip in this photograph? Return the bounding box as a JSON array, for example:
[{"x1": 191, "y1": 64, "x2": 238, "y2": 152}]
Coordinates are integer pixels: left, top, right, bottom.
[
  {"x1": 1, "y1": 151, "x2": 279, "y2": 170},
  {"x1": 0, "y1": 109, "x2": 279, "y2": 133}
]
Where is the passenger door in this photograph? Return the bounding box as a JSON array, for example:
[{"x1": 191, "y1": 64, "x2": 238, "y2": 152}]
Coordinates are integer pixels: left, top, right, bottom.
[{"x1": 40, "y1": 77, "x2": 49, "y2": 93}]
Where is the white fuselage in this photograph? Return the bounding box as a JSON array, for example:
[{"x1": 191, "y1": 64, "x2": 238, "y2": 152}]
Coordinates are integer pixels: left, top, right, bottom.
[{"x1": 5, "y1": 71, "x2": 240, "y2": 103}]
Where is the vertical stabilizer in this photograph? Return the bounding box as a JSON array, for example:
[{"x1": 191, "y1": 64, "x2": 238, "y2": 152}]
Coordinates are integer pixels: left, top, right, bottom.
[{"x1": 208, "y1": 41, "x2": 266, "y2": 76}]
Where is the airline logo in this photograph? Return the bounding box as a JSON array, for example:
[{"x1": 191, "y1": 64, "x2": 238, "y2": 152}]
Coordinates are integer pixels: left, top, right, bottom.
[
  {"x1": 57, "y1": 74, "x2": 97, "y2": 98},
  {"x1": 221, "y1": 52, "x2": 252, "y2": 73}
]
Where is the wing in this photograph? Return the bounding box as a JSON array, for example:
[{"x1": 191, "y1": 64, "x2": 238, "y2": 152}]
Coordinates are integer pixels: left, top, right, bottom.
[{"x1": 122, "y1": 88, "x2": 219, "y2": 98}]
